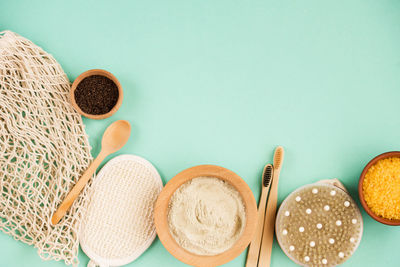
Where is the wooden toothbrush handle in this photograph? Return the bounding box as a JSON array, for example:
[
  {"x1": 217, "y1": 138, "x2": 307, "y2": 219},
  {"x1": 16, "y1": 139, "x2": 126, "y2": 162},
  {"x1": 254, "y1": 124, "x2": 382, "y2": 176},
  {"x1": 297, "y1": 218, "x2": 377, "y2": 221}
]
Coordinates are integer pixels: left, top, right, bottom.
[
  {"x1": 51, "y1": 150, "x2": 107, "y2": 225},
  {"x1": 259, "y1": 170, "x2": 280, "y2": 267},
  {"x1": 246, "y1": 186, "x2": 269, "y2": 267}
]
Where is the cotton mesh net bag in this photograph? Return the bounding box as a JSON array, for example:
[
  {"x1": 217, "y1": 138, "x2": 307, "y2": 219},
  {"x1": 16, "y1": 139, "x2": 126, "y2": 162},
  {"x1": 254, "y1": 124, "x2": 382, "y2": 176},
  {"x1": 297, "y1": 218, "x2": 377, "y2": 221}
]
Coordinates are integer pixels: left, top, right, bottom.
[
  {"x1": 80, "y1": 154, "x2": 163, "y2": 267},
  {"x1": 0, "y1": 31, "x2": 92, "y2": 265}
]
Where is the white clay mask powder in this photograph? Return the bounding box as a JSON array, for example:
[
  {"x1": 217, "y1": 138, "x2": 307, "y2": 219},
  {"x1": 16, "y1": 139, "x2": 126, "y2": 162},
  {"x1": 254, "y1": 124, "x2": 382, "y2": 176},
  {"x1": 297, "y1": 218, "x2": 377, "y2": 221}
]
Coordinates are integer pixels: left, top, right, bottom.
[{"x1": 167, "y1": 177, "x2": 246, "y2": 255}]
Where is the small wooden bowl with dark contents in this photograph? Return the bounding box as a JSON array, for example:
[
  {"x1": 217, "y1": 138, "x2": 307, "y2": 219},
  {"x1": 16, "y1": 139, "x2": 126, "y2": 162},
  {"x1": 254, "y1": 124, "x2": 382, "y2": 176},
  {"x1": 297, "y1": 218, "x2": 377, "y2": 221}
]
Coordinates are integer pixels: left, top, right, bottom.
[{"x1": 70, "y1": 69, "x2": 123, "y2": 119}]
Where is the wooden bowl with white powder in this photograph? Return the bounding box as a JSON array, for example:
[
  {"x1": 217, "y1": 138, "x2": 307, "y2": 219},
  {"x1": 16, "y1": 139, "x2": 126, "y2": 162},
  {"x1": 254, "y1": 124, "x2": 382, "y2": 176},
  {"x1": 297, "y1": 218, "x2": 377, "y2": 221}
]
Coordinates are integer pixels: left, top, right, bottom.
[{"x1": 154, "y1": 165, "x2": 257, "y2": 267}]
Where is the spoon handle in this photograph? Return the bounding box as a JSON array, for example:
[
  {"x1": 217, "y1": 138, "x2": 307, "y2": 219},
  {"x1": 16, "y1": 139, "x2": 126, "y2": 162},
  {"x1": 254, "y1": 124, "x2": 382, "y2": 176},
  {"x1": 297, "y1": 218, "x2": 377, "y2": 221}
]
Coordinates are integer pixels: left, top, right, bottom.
[{"x1": 51, "y1": 150, "x2": 108, "y2": 225}]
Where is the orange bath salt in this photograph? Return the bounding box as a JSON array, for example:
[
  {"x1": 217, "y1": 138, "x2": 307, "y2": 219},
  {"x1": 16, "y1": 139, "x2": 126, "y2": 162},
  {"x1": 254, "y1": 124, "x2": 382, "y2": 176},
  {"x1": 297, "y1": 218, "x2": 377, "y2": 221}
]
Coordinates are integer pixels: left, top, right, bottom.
[{"x1": 363, "y1": 157, "x2": 400, "y2": 220}]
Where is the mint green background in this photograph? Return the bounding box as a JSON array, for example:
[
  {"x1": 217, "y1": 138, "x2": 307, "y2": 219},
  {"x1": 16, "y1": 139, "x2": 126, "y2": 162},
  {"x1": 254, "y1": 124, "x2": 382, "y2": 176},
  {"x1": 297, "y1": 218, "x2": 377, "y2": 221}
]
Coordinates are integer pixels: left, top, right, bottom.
[{"x1": 1, "y1": 0, "x2": 400, "y2": 266}]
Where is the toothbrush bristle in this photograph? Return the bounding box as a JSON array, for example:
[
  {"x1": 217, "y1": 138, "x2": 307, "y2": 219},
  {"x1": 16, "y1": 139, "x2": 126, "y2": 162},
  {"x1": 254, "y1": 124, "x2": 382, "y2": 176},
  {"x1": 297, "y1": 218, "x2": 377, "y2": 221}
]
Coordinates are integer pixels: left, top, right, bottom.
[
  {"x1": 263, "y1": 164, "x2": 273, "y2": 187},
  {"x1": 274, "y1": 146, "x2": 284, "y2": 170}
]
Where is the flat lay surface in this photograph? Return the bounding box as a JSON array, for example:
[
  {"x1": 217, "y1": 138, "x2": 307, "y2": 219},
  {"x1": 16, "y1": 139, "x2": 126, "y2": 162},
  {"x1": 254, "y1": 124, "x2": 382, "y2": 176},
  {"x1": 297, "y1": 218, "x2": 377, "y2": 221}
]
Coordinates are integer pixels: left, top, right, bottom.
[{"x1": 1, "y1": 0, "x2": 400, "y2": 266}]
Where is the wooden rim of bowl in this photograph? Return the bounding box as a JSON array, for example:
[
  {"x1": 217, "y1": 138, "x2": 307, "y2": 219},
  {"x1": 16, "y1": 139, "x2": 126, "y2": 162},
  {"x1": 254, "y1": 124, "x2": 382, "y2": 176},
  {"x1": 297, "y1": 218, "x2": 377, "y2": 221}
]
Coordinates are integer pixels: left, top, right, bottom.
[
  {"x1": 154, "y1": 165, "x2": 257, "y2": 267},
  {"x1": 70, "y1": 69, "x2": 123, "y2": 120},
  {"x1": 358, "y1": 151, "x2": 400, "y2": 226}
]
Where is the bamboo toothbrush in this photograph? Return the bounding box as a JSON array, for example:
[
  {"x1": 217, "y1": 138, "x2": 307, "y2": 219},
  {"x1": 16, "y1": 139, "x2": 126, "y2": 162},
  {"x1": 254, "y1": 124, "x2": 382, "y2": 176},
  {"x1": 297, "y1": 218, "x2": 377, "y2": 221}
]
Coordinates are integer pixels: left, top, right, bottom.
[
  {"x1": 246, "y1": 164, "x2": 274, "y2": 267},
  {"x1": 259, "y1": 146, "x2": 284, "y2": 267}
]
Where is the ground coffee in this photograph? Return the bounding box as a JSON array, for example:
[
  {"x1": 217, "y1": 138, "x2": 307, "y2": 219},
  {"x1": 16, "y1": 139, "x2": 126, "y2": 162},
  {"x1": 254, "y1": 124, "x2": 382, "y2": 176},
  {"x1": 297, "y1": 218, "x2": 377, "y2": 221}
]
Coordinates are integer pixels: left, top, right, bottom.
[{"x1": 74, "y1": 75, "x2": 119, "y2": 115}]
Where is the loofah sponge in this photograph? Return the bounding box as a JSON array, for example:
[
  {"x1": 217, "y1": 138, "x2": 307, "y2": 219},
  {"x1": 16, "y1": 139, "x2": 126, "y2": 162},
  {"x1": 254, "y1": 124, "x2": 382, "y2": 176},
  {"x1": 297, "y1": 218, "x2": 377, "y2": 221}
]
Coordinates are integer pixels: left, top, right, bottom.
[{"x1": 80, "y1": 155, "x2": 163, "y2": 267}]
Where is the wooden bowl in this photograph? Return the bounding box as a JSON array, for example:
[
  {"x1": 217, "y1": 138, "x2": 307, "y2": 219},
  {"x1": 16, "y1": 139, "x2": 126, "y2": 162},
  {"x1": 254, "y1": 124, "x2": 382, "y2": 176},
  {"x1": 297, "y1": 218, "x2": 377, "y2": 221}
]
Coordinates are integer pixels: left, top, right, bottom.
[
  {"x1": 154, "y1": 165, "x2": 257, "y2": 267},
  {"x1": 70, "y1": 69, "x2": 123, "y2": 119},
  {"x1": 358, "y1": 151, "x2": 400, "y2": 226}
]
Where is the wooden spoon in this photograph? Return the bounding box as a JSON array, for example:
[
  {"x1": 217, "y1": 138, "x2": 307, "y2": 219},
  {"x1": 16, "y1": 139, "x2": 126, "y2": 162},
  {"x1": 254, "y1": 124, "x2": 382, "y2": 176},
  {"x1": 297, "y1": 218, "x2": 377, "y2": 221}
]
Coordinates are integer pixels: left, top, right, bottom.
[{"x1": 51, "y1": 120, "x2": 131, "y2": 225}]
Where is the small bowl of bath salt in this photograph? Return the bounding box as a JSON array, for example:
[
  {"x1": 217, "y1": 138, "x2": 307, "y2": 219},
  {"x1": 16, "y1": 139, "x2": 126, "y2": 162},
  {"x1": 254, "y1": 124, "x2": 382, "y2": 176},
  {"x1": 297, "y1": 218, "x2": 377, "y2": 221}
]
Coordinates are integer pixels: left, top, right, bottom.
[{"x1": 154, "y1": 165, "x2": 257, "y2": 266}]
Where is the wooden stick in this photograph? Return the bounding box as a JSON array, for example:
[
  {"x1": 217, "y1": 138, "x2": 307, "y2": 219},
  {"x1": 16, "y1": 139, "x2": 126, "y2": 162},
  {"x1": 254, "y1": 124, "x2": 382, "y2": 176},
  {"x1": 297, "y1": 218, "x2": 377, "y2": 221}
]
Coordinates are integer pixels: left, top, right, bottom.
[
  {"x1": 246, "y1": 186, "x2": 269, "y2": 267},
  {"x1": 51, "y1": 151, "x2": 107, "y2": 225},
  {"x1": 259, "y1": 146, "x2": 284, "y2": 267},
  {"x1": 258, "y1": 169, "x2": 280, "y2": 267}
]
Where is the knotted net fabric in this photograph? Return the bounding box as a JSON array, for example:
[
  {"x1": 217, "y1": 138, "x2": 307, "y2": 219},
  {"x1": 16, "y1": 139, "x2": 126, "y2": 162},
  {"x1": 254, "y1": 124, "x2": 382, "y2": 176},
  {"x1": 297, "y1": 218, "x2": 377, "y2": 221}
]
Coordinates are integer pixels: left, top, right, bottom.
[{"x1": 0, "y1": 30, "x2": 92, "y2": 266}]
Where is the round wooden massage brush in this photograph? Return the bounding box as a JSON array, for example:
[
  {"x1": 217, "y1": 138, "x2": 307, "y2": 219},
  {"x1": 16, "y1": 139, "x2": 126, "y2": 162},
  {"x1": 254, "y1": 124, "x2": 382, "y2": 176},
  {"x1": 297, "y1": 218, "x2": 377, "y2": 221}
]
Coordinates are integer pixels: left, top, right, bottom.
[{"x1": 275, "y1": 179, "x2": 363, "y2": 267}]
